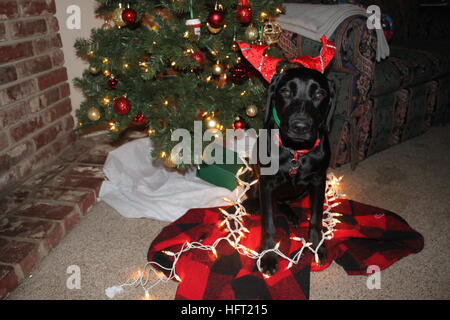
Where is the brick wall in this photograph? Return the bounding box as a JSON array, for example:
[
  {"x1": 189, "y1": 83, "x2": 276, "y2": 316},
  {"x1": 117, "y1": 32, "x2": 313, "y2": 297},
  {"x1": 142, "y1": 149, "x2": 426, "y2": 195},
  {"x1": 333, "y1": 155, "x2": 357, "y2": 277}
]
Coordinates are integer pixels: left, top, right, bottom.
[{"x1": 0, "y1": 0, "x2": 76, "y2": 190}]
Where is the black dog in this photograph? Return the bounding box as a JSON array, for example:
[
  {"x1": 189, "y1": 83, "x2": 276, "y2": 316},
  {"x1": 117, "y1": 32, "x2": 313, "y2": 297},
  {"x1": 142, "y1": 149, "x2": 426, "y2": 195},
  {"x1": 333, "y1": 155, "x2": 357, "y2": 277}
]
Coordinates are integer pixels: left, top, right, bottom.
[{"x1": 244, "y1": 67, "x2": 336, "y2": 276}]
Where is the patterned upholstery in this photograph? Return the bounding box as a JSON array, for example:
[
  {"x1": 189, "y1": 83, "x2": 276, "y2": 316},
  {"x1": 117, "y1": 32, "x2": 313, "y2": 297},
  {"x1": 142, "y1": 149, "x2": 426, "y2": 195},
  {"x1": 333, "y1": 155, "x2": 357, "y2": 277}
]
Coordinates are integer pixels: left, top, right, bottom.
[{"x1": 278, "y1": 16, "x2": 450, "y2": 168}]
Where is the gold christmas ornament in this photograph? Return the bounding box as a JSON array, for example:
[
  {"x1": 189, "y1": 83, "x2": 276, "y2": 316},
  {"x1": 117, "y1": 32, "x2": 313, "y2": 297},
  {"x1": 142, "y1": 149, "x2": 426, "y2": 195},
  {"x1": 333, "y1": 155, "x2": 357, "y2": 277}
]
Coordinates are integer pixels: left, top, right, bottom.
[
  {"x1": 103, "y1": 69, "x2": 111, "y2": 77},
  {"x1": 89, "y1": 66, "x2": 100, "y2": 75},
  {"x1": 207, "y1": 22, "x2": 222, "y2": 35},
  {"x1": 102, "y1": 20, "x2": 113, "y2": 30},
  {"x1": 230, "y1": 34, "x2": 239, "y2": 52},
  {"x1": 263, "y1": 21, "x2": 282, "y2": 45},
  {"x1": 216, "y1": 73, "x2": 227, "y2": 88},
  {"x1": 204, "y1": 115, "x2": 219, "y2": 129},
  {"x1": 246, "y1": 105, "x2": 258, "y2": 118},
  {"x1": 211, "y1": 62, "x2": 224, "y2": 76},
  {"x1": 245, "y1": 25, "x2": 258, "y2": 41},
  {"x1": 112, "y1": 6, "x2": 126, "y2": 28},
  {"x1": 87, "y1": 107, "x2": 101, "y2": 121}
]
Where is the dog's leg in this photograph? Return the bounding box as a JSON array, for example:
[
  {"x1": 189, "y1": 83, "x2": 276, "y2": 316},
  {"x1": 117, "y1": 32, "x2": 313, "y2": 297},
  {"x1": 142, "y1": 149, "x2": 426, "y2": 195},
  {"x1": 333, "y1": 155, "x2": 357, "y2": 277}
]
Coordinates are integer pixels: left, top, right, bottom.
[
  {"x1": 241, "y1": 181, "x2": 260, "y2": 215},
  {"x1": 259, "y1": 183, "x2": 279, "y2": 276},
  {"x1": 277, "y1": 201, "x2": 299, "y2": 227},
  {"x1": 308, "y1": 177, "x2": 327, "y2": 266}
]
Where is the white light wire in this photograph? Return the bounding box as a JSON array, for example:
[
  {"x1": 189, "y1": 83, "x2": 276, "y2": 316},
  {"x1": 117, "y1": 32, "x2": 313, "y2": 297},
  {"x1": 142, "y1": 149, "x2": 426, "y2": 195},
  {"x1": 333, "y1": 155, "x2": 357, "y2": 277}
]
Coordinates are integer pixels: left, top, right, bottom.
[{"x1": 105, "y1": 156, "x2": 344, "y2": 299}]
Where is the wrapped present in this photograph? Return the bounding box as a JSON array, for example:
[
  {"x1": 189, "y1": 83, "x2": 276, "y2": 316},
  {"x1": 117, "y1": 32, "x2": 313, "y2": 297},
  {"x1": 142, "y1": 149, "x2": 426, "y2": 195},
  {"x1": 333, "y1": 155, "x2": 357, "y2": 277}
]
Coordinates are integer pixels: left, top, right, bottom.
[{"x1": 196, "y1": 147, "x2": 248, "y2": 191}]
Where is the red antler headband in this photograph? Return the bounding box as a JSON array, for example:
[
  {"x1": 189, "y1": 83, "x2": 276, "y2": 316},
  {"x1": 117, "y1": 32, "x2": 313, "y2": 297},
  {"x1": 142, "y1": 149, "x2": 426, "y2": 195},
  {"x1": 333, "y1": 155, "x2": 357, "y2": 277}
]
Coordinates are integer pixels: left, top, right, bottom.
[{"x1": 237, "y1": 35, "x2": 336, "y2": 83}]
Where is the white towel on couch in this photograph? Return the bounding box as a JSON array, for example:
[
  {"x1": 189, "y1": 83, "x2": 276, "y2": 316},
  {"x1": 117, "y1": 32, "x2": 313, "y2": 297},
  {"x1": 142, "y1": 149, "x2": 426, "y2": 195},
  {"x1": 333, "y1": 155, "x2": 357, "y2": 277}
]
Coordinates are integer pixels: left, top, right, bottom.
[{"x1": 276, "y1": 3, "x2": 390, "y2": 61}]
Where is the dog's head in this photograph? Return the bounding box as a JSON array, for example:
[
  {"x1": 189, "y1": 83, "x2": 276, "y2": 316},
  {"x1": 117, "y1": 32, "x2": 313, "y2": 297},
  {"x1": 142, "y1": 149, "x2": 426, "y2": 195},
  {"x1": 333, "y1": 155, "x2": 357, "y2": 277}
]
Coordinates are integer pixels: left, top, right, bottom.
[{"x1": 265, "y1": 67, "x2": 336, "y2": 148}]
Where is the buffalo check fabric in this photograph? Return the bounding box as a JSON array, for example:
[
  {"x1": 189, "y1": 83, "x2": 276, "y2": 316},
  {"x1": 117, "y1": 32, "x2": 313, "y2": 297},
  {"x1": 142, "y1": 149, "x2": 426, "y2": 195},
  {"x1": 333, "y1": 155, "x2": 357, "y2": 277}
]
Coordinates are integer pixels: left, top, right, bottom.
[{"x1": 148, "y1": 198, "x2": 424, "y2": 300}]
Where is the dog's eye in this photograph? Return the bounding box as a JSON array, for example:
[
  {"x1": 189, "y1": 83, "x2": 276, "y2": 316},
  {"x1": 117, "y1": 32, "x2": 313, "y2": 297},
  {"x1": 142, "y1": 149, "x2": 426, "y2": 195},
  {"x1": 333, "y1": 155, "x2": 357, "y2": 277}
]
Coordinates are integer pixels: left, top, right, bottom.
[
  {"x1": 313, "y1": 90, "x2": 327, "y2": 101},
  {"x1": 279, "y1": 89, "x2": 291, "y2": 98}
]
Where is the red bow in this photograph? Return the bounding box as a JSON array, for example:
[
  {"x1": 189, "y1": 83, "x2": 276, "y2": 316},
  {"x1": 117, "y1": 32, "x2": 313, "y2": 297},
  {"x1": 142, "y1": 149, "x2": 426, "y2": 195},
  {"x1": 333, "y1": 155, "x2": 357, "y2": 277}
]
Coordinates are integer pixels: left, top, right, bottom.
[{"x1": 237, "y1": 35, "x2": 336, "y2": 83}]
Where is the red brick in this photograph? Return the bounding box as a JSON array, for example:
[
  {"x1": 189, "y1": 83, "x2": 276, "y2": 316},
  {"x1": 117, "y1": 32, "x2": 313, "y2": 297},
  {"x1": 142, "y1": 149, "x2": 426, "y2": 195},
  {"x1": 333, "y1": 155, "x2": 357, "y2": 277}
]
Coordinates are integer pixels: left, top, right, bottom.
[
  {"x1": 0, "y1": 216, "x2": 53, "y2": 239},
  {"x1": 10, "y1": 18, "x2": 47, "y2": 39},
  {"x1": 0, "y1": 22, "x2": 6, "y2": 41},
  {"x1": 0, "y1": 265, "x2": 18, "y2": 300},
  {"x1": 16, "y1": 142, "x2": 55, "y2": 178},
  {"x1": 33, "y1": 187, "x2": 97, "y2": 215},
  {"x1": 0, "y1": 132, "x2": 9, "y2": 152},
  {"x1": 63, "y1": 114, "x2": 74, "y2": 130},
  {"x1": 78, "y1": 152, "x2": 108, "y2": 166},
  {"x1": 9, "y1": 114, "x2": 44, "y2": 142},
  {"x1": 59, "y1": 82, "x2": 70, "y2": 99},
  {"x1": 0, "y1": 238, "x2": 40, "y2": 279},
  {"x1": 15, "y1": 202, "x2": 80, "y2": 233},
  {"x1": 0, "y1": 217, "x2": 64, "y2": 252},
  {"x1": 66, "y1": 164, "x2": 105, "y2": 179},
  {"x1": 22, "y1": 162, "x2": 69, "y2": 187},
  {"x1": 0, "y1": 1, "x2": 19, "y2": 20},
  {"x1": 0, "y1": 168, "x2": 19, "y2": 190},
  {"x1": 0, "y1": 139, "x2": 34, "y2": 173},
  {"x1": 0, "y1": 65, "x2": 17, "y2": 85},
  {"x1": 42, "y1": 98, "x2": 72, "y2": 124},
  {"x1": 50, "y1": 175, "x2": 104, "y2": 197},
  {"x1": 33, "y1": 34, "x2": 61, "y2": 54},
  {"x1": 0, "y1": 79, "x2": 37, "y2": 105},
  {"x1": 46, "y1": 15, "x2": 59, "y2": 33},
  {"x1": 1, "y1": 189, "x2": 34, "y2": 213},
  {"x1": 0, "y1": 41, "x2": 33, "y2": 64},
  {"x1": 59, "y1": 144, "x2": 89, "y2": 162},
  {"x1": 49, "y1": 131, "x2": 76, "y2": 156},
  {"x1": 37, "y1": 67, "x2": 68, "y2": 91},
  {"x1": 20, "y1": 0, "x2": 56, "y2": 16},
  {"x1": 51, "y1": 49, "x2": 64, "y2": 66},
  {"x1": 0, "y1": 103, "x2": 31, "y2": 133},
  {"x1": 33, "y1": 121, "x2": 63, "y2": 150},
  {"x1": 15, "y1": 55, "x2": 52, "y2": 78},
  {"x1": 29, "y1": 86, "x2": 60, "y2": 113}
]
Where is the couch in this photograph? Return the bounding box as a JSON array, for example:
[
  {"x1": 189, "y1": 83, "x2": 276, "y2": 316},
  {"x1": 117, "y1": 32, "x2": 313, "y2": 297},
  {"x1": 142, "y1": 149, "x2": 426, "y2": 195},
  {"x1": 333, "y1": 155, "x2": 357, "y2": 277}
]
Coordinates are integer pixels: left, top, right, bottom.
[{"x1": 277, "y1": 8, "x2": 450, "y2": 169}]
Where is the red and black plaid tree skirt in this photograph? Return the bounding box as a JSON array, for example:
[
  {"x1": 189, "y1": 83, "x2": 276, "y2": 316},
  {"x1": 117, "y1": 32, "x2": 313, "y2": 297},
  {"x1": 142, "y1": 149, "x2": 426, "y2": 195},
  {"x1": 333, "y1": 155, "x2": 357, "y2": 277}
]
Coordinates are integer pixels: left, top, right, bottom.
[{"x1": 148, "y1": 197, "x2": 424, "y2": 300}]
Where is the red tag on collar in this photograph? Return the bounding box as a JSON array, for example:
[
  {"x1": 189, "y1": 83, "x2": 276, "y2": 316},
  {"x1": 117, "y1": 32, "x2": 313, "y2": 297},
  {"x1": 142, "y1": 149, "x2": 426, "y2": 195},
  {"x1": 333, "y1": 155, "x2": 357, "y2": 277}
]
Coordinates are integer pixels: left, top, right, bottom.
[
  {"x1": 292, "y1": 139, "x2": 321, "y2": 162},
  {"x1": 275, "y1": 134, "x2": 321, "y2": 161}
]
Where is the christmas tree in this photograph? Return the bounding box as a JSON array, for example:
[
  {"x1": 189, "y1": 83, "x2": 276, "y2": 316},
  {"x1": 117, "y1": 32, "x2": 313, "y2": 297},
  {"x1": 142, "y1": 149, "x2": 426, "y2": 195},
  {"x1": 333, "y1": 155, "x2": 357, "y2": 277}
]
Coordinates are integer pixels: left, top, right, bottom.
[{"x1": 74, "y1": 0, "x2": 285, "y2": 169}]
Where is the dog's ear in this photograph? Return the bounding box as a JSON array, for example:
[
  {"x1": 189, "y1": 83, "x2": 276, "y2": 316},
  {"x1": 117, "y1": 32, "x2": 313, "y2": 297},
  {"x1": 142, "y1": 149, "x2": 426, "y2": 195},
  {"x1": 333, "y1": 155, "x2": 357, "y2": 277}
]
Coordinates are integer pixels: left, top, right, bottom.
[
  {"x1": 264, "y1": 73, "x2": 282, "y2": 125},
  {"x1": 325, "y1": 79, "x2": 336, "y2": 132}
]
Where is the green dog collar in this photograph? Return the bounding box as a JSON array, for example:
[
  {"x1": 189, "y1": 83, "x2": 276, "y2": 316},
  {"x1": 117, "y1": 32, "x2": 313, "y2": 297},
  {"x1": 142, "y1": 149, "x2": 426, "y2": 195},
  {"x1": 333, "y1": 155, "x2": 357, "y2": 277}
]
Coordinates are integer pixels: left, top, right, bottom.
[{"x1": 272, "y1": 107, "x2": 281, "y2": 128}]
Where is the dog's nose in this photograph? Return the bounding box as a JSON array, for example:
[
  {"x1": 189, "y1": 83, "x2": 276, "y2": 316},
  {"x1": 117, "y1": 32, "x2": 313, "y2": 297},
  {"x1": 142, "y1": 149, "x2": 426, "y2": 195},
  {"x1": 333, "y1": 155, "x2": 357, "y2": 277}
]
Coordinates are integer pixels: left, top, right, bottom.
[{"x1": 291, "y1": 121, "x2": 310, "y2": 134}]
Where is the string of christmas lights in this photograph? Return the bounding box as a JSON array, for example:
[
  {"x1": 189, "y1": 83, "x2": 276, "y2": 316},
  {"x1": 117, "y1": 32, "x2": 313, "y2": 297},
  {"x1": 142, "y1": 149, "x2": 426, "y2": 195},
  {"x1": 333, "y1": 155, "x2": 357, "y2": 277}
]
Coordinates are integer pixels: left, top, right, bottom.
[{"x1": 105, "y1": 157, "x2": 344, "y2": 299}]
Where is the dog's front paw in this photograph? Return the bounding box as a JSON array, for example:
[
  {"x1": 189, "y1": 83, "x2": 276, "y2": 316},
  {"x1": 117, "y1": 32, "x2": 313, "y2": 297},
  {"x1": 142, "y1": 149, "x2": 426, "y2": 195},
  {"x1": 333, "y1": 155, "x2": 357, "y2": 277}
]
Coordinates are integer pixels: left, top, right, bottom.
[{"x1": 260, "y1": 252, "x2": 279, "y2": 276}]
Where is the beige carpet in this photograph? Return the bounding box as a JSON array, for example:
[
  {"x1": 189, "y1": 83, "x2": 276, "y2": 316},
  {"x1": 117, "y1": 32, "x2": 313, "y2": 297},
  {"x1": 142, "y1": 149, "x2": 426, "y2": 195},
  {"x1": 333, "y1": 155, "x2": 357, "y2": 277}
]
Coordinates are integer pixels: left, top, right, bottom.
[{"x1": 9, "y1": 125, "x2": 450, "y2": 300}]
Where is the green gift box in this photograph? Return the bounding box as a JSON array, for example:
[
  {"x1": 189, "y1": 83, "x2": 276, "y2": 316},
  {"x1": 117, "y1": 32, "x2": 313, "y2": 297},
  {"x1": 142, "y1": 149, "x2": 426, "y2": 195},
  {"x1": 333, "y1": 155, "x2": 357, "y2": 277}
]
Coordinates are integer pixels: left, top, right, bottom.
[{"x1": 196, "y1": 147, "x2": 248, "y2": 191}]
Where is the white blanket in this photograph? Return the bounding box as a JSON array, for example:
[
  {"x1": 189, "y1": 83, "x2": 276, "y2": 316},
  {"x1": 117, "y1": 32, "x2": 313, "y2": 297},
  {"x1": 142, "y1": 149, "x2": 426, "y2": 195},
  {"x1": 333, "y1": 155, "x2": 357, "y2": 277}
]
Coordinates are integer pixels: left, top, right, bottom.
[
  {"x1": 276, "y1": 3, "x2": 390, "y2": 61},
  {"x1": 99, "y1": 138, "x2": 237, "y2": 222}
]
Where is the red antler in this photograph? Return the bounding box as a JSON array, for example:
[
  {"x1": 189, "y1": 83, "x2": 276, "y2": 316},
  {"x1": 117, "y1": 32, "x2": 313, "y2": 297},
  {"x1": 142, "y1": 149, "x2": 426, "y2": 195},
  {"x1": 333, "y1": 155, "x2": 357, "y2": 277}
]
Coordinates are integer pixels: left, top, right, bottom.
[
  {"x1": 290, "y1": 35, "x2": 336, "y2": 73},
  {"x1": 237, "y1": 42, "x2": 282, "y2": 83},
  {"x1": 237, "y1": 35, "x2": 336, "y2": 83}
]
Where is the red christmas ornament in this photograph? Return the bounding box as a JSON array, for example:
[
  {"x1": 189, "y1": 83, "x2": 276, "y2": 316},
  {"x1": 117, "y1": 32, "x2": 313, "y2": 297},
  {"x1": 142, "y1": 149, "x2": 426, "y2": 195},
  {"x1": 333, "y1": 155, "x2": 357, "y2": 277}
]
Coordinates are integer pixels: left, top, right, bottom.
[
  {"x1": 236, "y1": 0, "x2": 252, "y2": 24},
  {"x1": 230, "y1": 62, "x2": 249, "y2": 84},
  {"x1": 233, "y1": 118, "x2": 246, "y2": 130},
  {"x1": 191, "y1": 51, "x2": 206, "y2": 69},
  {"x1": 122, "y1": 8, "x2": 137, "y2": 25},
  {"x1": 208, "y1": 10, "x2": 225, "y2": 28},
  {"x1": 108, "y1": 76, "x2": 119, "y2": 89},
  {"x1": 113, "y1": 96, "x2": 132, "y2": 115},
  {"x1": 132, "y1": 114, "x2": 146, "y2": 125}
]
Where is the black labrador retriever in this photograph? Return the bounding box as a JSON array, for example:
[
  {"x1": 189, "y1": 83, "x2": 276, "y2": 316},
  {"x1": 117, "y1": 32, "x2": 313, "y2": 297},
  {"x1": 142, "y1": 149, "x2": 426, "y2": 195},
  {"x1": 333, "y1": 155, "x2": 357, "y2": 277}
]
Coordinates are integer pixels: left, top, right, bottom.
[{"x1": 244, "y1": 67, "x2": 336, "y2": 276}]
